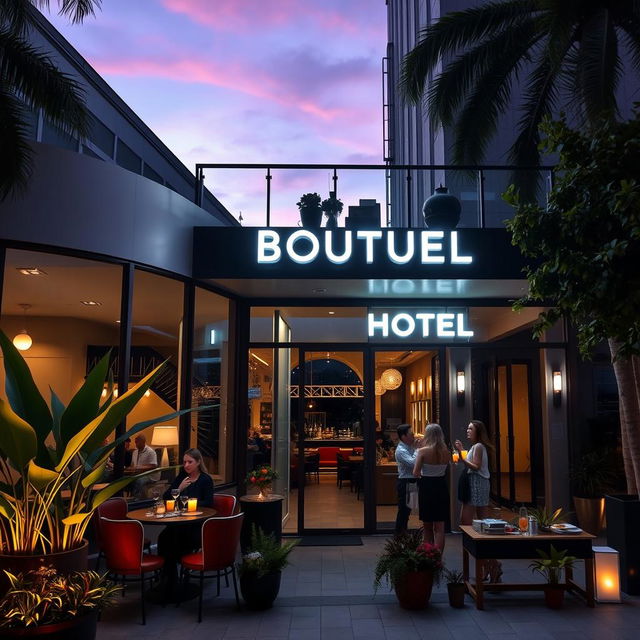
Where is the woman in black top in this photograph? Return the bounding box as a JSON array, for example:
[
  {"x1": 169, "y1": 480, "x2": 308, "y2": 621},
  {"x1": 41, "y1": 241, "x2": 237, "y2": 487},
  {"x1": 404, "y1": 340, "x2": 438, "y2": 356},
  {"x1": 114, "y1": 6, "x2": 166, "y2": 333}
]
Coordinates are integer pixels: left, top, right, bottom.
[{"x1": 158, "y1": 448, "x2": 214, "y2": 589}]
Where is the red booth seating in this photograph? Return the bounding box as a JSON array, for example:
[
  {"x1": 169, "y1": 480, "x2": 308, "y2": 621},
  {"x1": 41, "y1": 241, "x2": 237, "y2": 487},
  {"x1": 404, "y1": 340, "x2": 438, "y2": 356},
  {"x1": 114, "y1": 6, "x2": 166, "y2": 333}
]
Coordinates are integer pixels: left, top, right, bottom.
[{"x1": 317, "y1": 447, "x2": 341, "y2": 469}]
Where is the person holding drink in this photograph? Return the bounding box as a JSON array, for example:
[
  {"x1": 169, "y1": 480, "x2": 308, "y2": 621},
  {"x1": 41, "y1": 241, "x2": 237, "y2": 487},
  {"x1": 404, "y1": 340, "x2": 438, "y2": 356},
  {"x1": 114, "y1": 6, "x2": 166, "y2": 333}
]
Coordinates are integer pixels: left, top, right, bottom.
[
  {"x1": 455, "y1": 420, "x2": 501, "y2": 582},
  {"x1": 157, "y1": 448, "x2": 214, "y2": 593}
]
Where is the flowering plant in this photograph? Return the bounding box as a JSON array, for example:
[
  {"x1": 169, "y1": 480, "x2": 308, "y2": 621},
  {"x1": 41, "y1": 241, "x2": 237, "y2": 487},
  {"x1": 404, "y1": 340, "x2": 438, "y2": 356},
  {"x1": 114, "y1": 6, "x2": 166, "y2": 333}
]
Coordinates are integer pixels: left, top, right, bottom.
[
  {"x1": 374, "y1": 529, "x2": 443, "y2": 591},
  {"x1": 246, "y1": 465, "x2": 278, "y2": 491}
]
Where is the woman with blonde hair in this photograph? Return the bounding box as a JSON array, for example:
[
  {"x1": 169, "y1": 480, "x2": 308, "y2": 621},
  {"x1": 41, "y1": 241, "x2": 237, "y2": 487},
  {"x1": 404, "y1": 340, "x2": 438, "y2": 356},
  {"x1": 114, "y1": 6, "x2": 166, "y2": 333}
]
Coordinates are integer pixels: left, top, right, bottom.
[{"x1": 413, "y1": 423, "x2": 451, "y2": 550}]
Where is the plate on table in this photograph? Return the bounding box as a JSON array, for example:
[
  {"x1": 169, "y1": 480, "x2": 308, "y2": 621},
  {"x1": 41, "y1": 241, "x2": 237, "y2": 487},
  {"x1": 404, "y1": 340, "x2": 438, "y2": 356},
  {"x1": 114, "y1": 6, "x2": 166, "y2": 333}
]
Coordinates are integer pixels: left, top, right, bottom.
[{"x1": 550, "y1": 523, "x2": 582, "y2": 534}]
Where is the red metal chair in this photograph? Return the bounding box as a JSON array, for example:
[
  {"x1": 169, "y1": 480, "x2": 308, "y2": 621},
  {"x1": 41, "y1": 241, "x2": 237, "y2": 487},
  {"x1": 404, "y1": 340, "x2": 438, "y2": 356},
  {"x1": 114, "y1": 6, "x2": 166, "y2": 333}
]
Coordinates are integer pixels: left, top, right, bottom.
[
  {"x1": 93, "y1": 497, "x2": 150, "y2": 569},
  {"x1": 100, "y1": 517, "x2": 164, "y2": 625},
  {"x1": 179, "y1": 513, "x2": 244, "y2": 622},
  {"x1": 212, "y1": 493, "x2": 237, "y2": 516}
]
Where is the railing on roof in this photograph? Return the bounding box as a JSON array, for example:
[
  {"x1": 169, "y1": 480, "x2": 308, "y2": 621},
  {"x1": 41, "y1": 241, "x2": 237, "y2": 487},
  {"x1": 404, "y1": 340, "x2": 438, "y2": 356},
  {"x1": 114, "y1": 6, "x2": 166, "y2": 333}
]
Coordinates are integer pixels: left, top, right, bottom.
[{"x1": 194, "y1": 163, "x2": 555, "y2": 229}]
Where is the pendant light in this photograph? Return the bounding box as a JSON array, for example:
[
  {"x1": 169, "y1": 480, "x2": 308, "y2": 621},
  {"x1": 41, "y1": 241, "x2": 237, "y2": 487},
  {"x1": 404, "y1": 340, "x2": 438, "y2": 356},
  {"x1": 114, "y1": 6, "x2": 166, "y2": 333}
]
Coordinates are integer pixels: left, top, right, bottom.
[
  {"x1": 13, "y1": 304, "x2": 33, "y2": 351},
  {"x1": 380, "y1": 368, "x2": 402, "y2": 391}
]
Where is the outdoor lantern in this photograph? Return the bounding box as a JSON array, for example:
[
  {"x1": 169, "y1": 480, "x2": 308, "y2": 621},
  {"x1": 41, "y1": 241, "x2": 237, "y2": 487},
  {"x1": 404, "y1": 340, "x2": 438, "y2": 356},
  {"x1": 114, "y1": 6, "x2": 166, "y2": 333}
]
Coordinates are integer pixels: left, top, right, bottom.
[
  {"x1": 552, "y1": 370, "x2": 562, "y2": 406},
  {"x1": 456, "y1": 370, "x2": 466, "y2": 406},
  {"x1": 593, "y1": 546, "x2": 622, "y2": 603},
  {"x1": 380, "y1": 368, "x2": 402, "y2": 391},
  {"x1": 151, "y1": 425, "x2": 179, "y2": 467}
]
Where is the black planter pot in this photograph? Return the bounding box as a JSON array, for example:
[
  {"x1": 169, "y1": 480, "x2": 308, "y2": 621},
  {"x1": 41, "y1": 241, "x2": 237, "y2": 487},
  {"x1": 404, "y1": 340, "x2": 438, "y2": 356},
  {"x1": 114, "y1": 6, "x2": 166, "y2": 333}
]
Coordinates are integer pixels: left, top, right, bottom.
[
  {"x1": 299, "y1": 206, "x2": 322, "y2": 229},
  {"x1": 422, "y1": 185, "x2": 461, "y2": 229},
  {"x1": 605, "y1": 494, "x2": 640, "y2": 595},
  {"x1": 240, "y1": 571, "x2": 281, "y2": 610},
  {"x1": 447, "y1": 582, "x2": 466, "y2": 608},
  {"x1": 0, "y1": 611, "x2": 98, "y2": 639}
]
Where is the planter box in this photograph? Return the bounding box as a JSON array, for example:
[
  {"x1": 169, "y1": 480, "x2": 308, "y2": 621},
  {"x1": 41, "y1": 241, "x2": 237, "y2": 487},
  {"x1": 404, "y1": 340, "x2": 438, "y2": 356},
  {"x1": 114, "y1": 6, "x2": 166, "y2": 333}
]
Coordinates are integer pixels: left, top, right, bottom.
[{"x1": 605, "y1": 494, "x2": 640, "y2": 595}]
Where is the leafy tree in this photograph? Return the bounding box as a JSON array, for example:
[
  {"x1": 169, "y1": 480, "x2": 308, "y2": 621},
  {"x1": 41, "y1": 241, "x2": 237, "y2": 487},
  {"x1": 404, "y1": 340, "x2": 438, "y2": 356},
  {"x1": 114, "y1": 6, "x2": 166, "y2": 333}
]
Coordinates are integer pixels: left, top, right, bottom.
[
  {"x1": 506, "y1": 114, "x2": 640, "y2": 493},
  {"x1": 400, "y1": 0, "x2": 640, "y2": 194},
  {"x1": 0, "y1": 1, "x2": 100, "y2": 200}
]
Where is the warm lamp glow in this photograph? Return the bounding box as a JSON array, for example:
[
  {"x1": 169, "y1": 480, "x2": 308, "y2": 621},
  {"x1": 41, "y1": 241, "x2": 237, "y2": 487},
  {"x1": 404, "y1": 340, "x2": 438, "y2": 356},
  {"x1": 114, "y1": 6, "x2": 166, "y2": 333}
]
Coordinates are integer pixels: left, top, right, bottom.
[
  {"x1": 152, "y1": 425, "x2": 179, "y2": 467},
  {"x1": 593, "y1": 546, "x2": 621, "y2": 603},
  {"x1": 417, "y1": 378, "x2": 423, "y2": 396},
  {"x1": 13, "y1": 331, "x2": 32, "y2": 351},
  {"x1": 456, "y1": 370, "x2": 465, "y2": 406},
  {"x1": 552, "y1": 371, "x2": 562, "y2": 392},
  {"x1": 374, "y1": 380, "x2": 386, "y2": 396},
  {"x1": 380, "y1": 368, "x2": 402, "y2": 391},
  {"x1": 187, "y1": 498, "x2": 198, "y2": 512},
  {"x1": 410, "y1": 381, "x2": 416, "y2": 397}
]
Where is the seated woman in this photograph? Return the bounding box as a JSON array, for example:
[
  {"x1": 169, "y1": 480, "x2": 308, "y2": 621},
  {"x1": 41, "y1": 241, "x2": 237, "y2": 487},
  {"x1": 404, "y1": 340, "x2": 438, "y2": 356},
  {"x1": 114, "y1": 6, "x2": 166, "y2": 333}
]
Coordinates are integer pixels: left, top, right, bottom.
[{"x1": 157, "y1": 448, "x2": 214, "y2": 589}]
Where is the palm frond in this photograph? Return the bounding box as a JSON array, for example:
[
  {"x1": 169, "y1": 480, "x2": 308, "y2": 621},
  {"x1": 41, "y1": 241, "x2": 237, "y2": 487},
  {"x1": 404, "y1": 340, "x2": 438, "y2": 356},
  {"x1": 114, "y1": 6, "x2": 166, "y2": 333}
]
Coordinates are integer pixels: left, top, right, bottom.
[
  {"x1": 575, "y1": 7, "x2": 622, "y2": 125},
  {"x1": 427, "y1": 17, "x2": 539, "y2": 127},
  {"x1": 0, "y1": 28, "x2": 88, "y2": 136},
  {"x1": 0, "y1": 88, "x2": 33, "y2": 200},
  {"x1": 400, "y1": 0, "x2": 538, "y2": 103},
  {"x1": 30, "y1": 1, "x2": 100, "y2": 24},
  {"x1": 0, "y1": 0, "x2": 34, "y2": 34}
]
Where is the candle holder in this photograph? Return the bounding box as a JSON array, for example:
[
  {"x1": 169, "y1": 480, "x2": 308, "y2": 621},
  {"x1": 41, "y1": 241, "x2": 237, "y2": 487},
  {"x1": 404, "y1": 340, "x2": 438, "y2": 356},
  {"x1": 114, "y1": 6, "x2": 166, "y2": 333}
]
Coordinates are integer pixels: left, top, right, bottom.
[{"x1": 187, "y1": 497, "x2": 198, "y2": 513}]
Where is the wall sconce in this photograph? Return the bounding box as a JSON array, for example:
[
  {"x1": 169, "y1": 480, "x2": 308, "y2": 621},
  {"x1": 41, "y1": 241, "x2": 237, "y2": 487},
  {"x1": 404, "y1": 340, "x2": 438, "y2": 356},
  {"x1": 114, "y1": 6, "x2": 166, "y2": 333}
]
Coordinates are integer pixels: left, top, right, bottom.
[
  {"x1": 151, "y1": 425, "x2": 179, "y2": 467},
  {"x1": 13, "y1": 303, "x2": 33, "y2": 351},
  {"x1": 417, "y1": 378, "x2": 423, "y2": 397},
  {"x1": 593, "y1": 546, "x2": 621, "y2": 603},
  {"x1": 456, "y1": 370, "x2": 465, "y2": 406},
  {"x1": 410, "y1": 381, "x2": 416, "y2": 398},
  {"x1": 552, "y1": 370, "x2": 562, "y2": 407}
]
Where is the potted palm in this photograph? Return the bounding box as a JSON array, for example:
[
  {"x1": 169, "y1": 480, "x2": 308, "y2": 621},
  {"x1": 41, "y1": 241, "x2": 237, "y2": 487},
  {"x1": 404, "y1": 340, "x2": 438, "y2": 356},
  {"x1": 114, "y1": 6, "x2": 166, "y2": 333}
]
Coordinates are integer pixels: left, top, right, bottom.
[
  {"x1": 373, "y1": 529, "x2": 443, "y2": 610},
  {"x1": 296, "y1": 192, "x2": 322, "y2": 228},
  {"x1": 529, "y1": 545, "x2": 576, "y2": 609},
  {"x1": 0, "y1": 568, "x2": 120, "y2": 639},
  {"x1": 238, "y1": 525, "x2": 297, "y2": 610},
  {"x1": 321, "y1": 192, "x2": 343, "y2": 228},
  {"x1": 0, "y1": 330, "x2": 202, "y2": 584},
  {"x1": 443, "y1": 568, "x2": 465, "y2": 608},
  {"x1": 571, "y1": 449, "x2": 615, "y2": 534}
]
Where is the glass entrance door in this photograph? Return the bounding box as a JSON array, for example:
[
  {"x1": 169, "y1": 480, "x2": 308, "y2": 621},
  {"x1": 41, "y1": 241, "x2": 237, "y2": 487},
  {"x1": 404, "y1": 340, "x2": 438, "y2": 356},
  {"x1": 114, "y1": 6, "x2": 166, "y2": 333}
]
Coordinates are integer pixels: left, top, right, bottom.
[
  {"x1": 492, "y1": 361, "x2": 535, "y2": 506},
  {"x1": 299, "y1": 350, "x2": 365, "y2": 532}
]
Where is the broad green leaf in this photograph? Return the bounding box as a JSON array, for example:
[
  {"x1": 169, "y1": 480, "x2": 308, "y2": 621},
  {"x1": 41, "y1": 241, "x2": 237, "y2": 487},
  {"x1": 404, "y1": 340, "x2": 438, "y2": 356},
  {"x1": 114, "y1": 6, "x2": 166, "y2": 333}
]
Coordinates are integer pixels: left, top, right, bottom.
[
  {"x1": 27, "y1": 461, "x2": 59, "y2": 490},
  {"x1": 62, "y1": 512, "x2": 90, "y2": 526},
  {"x1": 61, "y1": 352, "x2": 111, "y2": 446},
  {"x1": 0, "y1": 493, "x2": 15, "y2": 519},
  {"x1": 0, "y1": 398, "x2": 37, "y2": 469},
  {"x1": 55, "y1": 363, "x2": 166, "y2": 473},
  {"x1": 49, "y1": 388, "x2": 65, "y2": 453},
  {"x1": 81, "y1": 460, "x2": 108, "y2": 488}
]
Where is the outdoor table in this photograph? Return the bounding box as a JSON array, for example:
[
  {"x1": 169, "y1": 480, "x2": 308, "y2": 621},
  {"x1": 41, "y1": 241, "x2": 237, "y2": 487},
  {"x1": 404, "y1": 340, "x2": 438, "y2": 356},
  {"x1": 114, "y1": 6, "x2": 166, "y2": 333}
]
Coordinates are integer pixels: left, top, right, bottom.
[{"x1": 460, "y1": 525, "x2": 595, "y2": 610}]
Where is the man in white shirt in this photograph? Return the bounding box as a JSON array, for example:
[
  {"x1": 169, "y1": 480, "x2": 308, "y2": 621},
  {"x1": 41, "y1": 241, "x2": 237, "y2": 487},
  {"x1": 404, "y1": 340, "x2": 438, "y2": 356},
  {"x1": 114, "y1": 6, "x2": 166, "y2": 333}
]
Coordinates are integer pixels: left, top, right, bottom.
[
  {"x1": 395, "y1": 424, "x2": 418, "y2": 533},
  {"x1": 127, "y1": 434, "x2": 159, "y2": 497}
]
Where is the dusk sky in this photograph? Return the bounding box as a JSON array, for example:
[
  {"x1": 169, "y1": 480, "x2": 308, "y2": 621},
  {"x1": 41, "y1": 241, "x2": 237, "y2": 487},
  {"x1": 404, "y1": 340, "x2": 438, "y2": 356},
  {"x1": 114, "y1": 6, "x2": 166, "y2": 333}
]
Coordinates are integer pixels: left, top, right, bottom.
[{"x1": 45, "y1": 0, "x2": 388, "y2": 226}]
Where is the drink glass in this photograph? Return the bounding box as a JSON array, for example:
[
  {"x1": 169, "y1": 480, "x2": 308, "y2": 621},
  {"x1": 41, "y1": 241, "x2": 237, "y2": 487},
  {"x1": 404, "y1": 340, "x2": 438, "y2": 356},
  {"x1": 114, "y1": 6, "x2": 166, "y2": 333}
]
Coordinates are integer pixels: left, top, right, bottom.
[
  {"x1": 171, "y1": 488, "x2": 180, "y2": 511},
  {"x1": 519, "y1": 506, "x2": 528, "y2": 534},
  {"x1": 180, "y1": 495, "x2": 189, "y2": 513},
  {"x1": 452, "y1": 450, "x2": 460, "y2": 463}
]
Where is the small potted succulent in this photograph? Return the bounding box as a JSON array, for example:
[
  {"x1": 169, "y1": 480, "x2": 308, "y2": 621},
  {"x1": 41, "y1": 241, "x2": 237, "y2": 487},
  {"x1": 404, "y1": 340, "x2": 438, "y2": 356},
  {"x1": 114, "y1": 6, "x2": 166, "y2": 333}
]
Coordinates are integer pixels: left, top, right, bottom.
[
  {"x1": 321, "y1": 192, "x2": 343, "y2": 228},
  {"x1": 373, "y1": 529, "x2": 443, "y2": 610},
  {"x1": 296, "y1": 192, "x2": 322, "y2": 228},
  {"x1": 527, "y1": 506, "x2": 565, "y2": 532},
  {"x1": 0, "y1": 568, "x2": 120, "y2": 639},
  {"x1": 529, "y1": 545, "x2": 576, "y2": 609},
  {"x1": 238, "y1": 525, "x2": 297, "y2": 610},
  {"x1": 443, "y1": 567, "x2": 466, "y2": 608}
]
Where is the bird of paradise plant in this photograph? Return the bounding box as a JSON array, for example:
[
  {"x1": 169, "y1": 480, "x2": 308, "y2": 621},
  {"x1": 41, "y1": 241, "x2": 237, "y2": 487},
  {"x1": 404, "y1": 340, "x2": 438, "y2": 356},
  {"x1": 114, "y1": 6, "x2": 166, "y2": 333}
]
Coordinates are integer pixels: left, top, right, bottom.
[{"x1": 0, "y1": 330, "x2": 202, "y2": 555}]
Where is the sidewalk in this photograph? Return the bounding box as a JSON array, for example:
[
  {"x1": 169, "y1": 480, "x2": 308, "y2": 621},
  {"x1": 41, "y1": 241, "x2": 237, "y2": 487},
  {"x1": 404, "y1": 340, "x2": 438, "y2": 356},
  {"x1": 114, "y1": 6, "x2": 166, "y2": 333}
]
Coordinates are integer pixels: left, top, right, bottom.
[{"x1": 96, "y1": 533, "x2": 640, "y2": 639}]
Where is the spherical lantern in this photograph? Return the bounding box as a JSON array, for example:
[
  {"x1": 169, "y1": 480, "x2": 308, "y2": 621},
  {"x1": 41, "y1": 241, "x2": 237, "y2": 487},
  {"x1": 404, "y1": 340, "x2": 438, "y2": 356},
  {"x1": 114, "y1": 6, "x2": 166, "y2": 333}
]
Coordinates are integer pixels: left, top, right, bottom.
[
  {"x1": 380, "y1": 368, "x2": 402, "y2": 391},
  {"x1": 12, "y1": 331, "x2": 32, "y2": 351},
  {"x1": 374, "y1": 380, "x2": 386, "y2": 396},
  {"x1": 422, "y1": 185, "x2": 461, "y2": 229}
]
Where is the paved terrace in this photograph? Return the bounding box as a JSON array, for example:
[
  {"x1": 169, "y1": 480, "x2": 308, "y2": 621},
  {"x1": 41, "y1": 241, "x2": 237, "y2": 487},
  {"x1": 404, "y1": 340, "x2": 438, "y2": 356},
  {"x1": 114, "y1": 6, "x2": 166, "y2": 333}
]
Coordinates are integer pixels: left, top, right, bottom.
[{"x1": 96, "y1": 533, "x2": 640, "y2": 640}]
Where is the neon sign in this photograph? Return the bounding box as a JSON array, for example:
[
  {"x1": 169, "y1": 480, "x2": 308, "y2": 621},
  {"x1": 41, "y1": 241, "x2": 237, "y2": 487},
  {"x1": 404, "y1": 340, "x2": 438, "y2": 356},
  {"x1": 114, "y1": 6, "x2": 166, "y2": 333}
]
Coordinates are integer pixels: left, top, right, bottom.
[
  {"x1": 368, "y1": 311, "x2": 474, "y2": 340},
  {"x1": 257, "y1": 230, "x2": 473, "y2": 265}
]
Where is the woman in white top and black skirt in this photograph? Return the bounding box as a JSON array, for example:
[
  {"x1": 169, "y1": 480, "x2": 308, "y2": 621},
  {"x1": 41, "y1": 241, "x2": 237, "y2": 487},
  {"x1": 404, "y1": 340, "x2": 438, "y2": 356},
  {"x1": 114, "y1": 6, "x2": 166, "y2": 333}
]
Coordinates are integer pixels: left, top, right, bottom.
[{"x1": 413, "y1": 423, "x2": 452, "y2": 551}]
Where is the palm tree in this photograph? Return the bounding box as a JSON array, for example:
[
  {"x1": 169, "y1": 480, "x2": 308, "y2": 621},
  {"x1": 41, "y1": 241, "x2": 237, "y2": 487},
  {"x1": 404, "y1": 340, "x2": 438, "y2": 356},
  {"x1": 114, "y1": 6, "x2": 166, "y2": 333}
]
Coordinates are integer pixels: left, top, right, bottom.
[
  {"x1": 0, "y1": 0, "x2": 100, "y2": 200},
  {"x1": 400, "y1": 0, "x2": 640, "y2": 187}
]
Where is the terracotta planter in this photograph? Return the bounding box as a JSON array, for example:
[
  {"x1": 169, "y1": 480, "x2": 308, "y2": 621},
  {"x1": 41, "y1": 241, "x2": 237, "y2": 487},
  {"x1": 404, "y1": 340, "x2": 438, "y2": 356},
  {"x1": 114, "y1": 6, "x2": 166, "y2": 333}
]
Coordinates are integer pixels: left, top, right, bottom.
[
  {"x1": 0, "y1": 541, "x2": 89, "y2": 596},
  {"x1": 447, "y1": 582, "x2": 466, "y2": 608},
  {"x1": 543, "y1": 584, "x2": 565, "y2": 609},
  {"x1": 0, "y1": 610, "x2": 98, "y2": 639},
  {"x1": 240, "y1": 571, "x2": 281, "y2": 610},
  {"x1": 393, "y1": 570, "x2": 434, "y2": 610},
  {"x1": 573, "y1": 496, "x2": 605, "y2": 535}
]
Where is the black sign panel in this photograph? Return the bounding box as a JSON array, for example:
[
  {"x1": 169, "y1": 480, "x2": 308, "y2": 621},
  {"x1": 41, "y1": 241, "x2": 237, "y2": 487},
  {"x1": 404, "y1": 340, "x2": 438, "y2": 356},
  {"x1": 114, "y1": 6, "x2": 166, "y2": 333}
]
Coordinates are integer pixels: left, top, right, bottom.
[{"x1": 193, "y1": 227, "x2": 526, "y2": 280}]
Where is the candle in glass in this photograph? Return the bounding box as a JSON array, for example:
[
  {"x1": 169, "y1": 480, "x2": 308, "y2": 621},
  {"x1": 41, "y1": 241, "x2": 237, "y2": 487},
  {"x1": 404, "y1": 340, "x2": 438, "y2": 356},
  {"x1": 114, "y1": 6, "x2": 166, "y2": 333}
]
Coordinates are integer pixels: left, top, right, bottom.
[
  {"x1": 187, "y1": 498, "x2": 198, "y2": 512},
  {"x1": 166, "y1": 499, "x2": 175, "y2": 512},
  {"x1": 156, "y1": 502, "x2": 166, "y2": 515}
]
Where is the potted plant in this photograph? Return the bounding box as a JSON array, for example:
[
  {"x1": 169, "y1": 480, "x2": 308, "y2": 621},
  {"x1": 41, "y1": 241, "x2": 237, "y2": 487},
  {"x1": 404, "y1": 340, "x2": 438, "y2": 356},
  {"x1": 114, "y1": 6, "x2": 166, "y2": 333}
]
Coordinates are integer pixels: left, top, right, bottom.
[
  {"x1": 246, "y1": 465, "x2": 278, "y2": 500},
  {"x1": 373, "y1": 529, "x2": 443, "y2": 610},
  {"x1": 0, "y1": 568, "x2": 120, "y2": 639},
  {"x1": 529, "y1": 545, "x2": 576, "y2": 609},
  {"x1": 0, "y1": 330, "x2": 204, "y2": 585},
  {"x1": 571, "y1": 449, "x2": 615, "y2": 534},
  {"x1": 443, "y1": 567, "x2": 465, "y2": 608},
  {"x1": 237, "y1": 525, "x2": 297, "y2": 610},
  {"x1": 527, "y1": 506, "x2": 565, "y2": 532},
  {"x1": 321, "y1": 192, "x2": 343, "y2": 228},
  {"x1": 296, "y1": 192, "x2": 322, "y2": 228}
]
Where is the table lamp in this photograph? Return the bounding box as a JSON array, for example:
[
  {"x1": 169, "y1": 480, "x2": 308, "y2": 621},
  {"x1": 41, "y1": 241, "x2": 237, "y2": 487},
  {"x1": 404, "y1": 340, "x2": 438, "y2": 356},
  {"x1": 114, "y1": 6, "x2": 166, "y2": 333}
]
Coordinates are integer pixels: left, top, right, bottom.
[{"x1": 151, "y1": 425, "x2": 178, "y2": 467}]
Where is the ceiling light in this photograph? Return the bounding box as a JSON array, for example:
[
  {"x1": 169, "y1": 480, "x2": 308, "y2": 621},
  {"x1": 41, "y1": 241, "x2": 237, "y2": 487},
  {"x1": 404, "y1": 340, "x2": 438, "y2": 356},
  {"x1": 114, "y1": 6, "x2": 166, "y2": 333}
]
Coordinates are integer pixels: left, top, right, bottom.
[
  {"x1": 328, "y1": 311, "x2": 335, "y2": 315},
  {"x1": 13, "y1": 304, "x2": 33, "y2": 351},
  {"x1": 380, "y1": 368, "x2": 403, "y2": 391},
  {"x1": 81, "y1": 301, "x2": 102, "y2": 306},
  {"x1": 374, "y1": 380, "x2": 386, "y2": 396},
  {"x1": 17, "y1": 267, "x2": 47, "y2": 276}
]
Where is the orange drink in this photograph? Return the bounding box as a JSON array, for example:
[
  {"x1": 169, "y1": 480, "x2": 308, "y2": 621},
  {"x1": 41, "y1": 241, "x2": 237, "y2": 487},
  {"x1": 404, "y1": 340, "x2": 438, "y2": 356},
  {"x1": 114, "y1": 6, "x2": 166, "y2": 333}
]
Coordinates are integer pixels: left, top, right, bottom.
[
  {"x1": 452, "y1": 452, "x2": 460, "y2": 463},
  {"x1": 461, "y1": 450, "x2": 468, "y2": 460},
  {"x1": 519, "y1": 516, "x2": 528, "y2": 532}
]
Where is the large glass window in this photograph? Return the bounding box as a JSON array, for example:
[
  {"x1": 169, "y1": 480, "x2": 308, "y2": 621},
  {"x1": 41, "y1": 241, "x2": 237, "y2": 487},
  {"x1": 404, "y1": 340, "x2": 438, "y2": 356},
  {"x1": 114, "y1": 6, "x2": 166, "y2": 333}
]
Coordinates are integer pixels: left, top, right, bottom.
[{"x1": 191, "y1": 288, "x2": 231, "y2": 484}]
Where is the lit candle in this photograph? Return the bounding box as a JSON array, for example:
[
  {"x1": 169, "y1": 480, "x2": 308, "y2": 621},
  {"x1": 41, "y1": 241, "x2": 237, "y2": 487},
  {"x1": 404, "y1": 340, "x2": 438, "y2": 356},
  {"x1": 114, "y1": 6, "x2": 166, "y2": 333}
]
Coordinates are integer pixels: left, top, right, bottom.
[
  {"x1": 187, "y1": 498, "x2": 198, "y2": 512},
  {"x1": 156, "y1": 503, "x2": 166, "y2": 515},
  {"x1": 166, "y1": 499, "x2": 175, "y2": 512}
]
